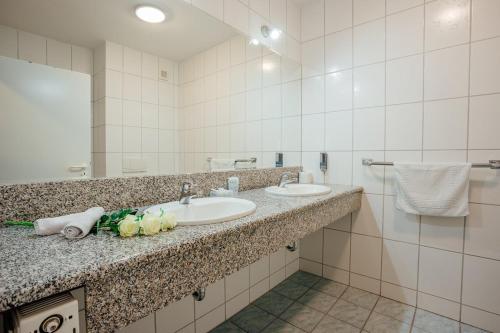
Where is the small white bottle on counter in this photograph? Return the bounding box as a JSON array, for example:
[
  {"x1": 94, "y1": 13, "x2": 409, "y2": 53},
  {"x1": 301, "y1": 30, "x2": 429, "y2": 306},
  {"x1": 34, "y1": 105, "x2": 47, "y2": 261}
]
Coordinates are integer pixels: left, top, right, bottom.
[{"x1": 227, "y1": 176, "x2": 240, "y2": 193}]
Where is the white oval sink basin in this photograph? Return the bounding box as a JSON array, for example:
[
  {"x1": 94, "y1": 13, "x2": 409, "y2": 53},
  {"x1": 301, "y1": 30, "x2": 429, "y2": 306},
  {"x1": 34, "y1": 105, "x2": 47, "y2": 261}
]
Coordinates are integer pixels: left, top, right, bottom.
[
  {"x1": 265, "y1": 184, "x2": 332, "y2": 197},
  {"x1": 145, "y1": 197, "x2": 256, "y2": 226}
]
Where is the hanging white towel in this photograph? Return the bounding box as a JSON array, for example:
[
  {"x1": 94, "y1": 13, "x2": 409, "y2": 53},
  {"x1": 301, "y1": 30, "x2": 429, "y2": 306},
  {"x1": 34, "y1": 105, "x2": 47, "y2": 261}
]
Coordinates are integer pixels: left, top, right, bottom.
[
  {"x1": 62, "y1": 207, "x2": 105, "y2": 239},
  {"x1": 34, "y1": 207, "x2": 104, "y2": 237},
  {"x1": 393, "y1": 162, "x2": 471, "y2": 217},
  {"x1": 209, "y1": 159, "x2": 235, "y2": 171}
]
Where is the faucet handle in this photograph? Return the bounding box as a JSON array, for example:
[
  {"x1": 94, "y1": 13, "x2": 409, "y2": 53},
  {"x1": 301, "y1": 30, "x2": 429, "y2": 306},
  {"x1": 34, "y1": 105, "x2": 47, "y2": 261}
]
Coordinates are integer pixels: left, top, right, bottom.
[{"x1": 181, "y1": 181, "x2": 193, "y2": 192}]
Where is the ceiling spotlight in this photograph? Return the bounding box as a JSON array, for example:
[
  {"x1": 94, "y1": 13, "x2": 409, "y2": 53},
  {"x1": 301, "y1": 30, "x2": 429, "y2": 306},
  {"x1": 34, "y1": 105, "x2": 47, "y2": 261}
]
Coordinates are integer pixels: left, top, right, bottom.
[
  {"x1": 135, "y1": 5, "x2": 166, "y2": 23},
  {"x1": 249, "y1": 38, "x2": 260, "y2": 46}
]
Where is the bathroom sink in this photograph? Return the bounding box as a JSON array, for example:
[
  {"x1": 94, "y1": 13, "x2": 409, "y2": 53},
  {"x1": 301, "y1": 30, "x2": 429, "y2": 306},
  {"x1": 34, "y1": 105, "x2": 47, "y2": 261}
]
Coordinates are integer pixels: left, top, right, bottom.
[
  {"x1": 145, "y1": 197, "x2": 256, "y2": 226},
  {"x1": 265, "y1": 184, "x2": 332, "y2": 197}
]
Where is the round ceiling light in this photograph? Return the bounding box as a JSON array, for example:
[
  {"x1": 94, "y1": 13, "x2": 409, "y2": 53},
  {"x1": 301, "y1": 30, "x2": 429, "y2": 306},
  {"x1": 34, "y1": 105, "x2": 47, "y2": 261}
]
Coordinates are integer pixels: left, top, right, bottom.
[{"x1": 135, "y1": 5, "x2": 166, "y2": 23}]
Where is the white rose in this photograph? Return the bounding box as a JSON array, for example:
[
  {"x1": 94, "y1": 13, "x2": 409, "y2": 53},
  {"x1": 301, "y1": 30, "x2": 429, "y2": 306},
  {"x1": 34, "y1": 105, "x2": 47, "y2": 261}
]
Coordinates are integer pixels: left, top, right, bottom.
[
  {"x1": 118, "y1": 215, "x2": 139, "y2": 237},
  {"x1": 160, "y1": 213, "x2": 177, "y2": 231},
  {"x1": 140, "y1": 214, "x2": 161, "y2": 235}
]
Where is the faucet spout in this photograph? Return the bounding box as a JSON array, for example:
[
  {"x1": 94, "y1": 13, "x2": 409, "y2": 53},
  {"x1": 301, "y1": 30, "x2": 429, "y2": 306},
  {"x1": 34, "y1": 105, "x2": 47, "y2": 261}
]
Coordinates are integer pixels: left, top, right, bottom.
[
  {"x1": 179, "y1": 181, "x2": 196, "y2": 204},
  {"x1": 278, "y1": 172, "x2": 299, "y2": 188}
]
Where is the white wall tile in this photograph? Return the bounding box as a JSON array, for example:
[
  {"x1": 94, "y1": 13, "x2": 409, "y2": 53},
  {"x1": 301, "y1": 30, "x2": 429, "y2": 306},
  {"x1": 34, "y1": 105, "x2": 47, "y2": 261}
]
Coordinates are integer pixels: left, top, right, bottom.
[
  {"x1": 325, "y1": 110, "x2": 352, "y2": 151},
  {"x1": 225, "y1": 289, "x2": 249, "y2": 319},
  {"x1": 282, "y1": 80, "x2": 301, "y2": 117},
  {"x1": 418, "y1": 246, "x2": 462, "y2": 302},
  {"x1": 350, "y1": 273, "x2": 381, "y2": 294},
  {"x1": 353, "y1": 151, "x2": 385, "y2": 194},
  {"x1": 302, "y1": 37, "x2": 325, "y2": 78},
  {"x1": 71, "y1": 46, "x2": 93, "y2": 74},
  {"x1": 142, "y1": 53, "x2": 158, "y2": 80},
  {"x1": 195, "y1": 305, "x2": 225, "y2": 333},
  {"x1": 471, "y1": 0, "x2": 500, "y2": 41},
  {"x1": 325, "y1": 152, "x2": 353, "y2": 185},
  {"x1": 323, "y1": 229, "x2": 350, "y2": 270},
  {"x1": 123, "y1": 74, "x2": 141, "y2": 101},
  {"x1": 420, "y1": 215, "x2": 464, "y2": 252},
  {"x1": 282, "y1": 116, "x2": 301, "y2": 151},
  {"x1": 47, "y1": 39, "x2": 71, "y2": 70},
  {"x1": 470, "y1": 37, "x2": 500, "y2": 96},
  {"x1": 386, "y1": 55, "x2": 423, "y2": 105},
  {"x1": 423, "y1": 98, "x2": 468, "y2": 150},
  {"x1": 192, "y1": 0, "x2": 224, "y2": 20},
  {"x1": 383, "y1": 195, "x2": 420, "y2": 244},
  {"x1": 325, "y1": 29, "x2": 353, "y2": 73},
  {"x1": 195, "y1": 278, "x2": 225, "y2": 319},
  {"x1": 250, "y1": 278, "x2": 270, "y2": 302},
  {"x1": 352, "y1": 194, "x2": 383, "y2": 237},
  {"x1": 469, "y1": 94, "x2": 500, "y2": 149},
  {"x1": 387, "y1": 6, "x2": 424, "y2": 60},
  {"x1": 262, "y1": 118, "x2": 282, "y2": 151},
  {"x1": 301, "y1": 0, "x2": 325, "y2": 41},
  {"x1": 469, "y1": 150, "x2": 500, "y2": 205},
  {"x1": 123, "y1": 47, "x2": 141, "y2": 76},
  {"x1": 106, "y1": 70, "x2": 123, "y2": 99},
  {"x1": 424, "y1": 44, "x2": 469, "y2": 100},
  {"x1": 302, "y1": 113, "x2": 325, "y2": 151},
  {"x1": 461, "y1": 305, "x2": 500, "y2": 333},
  {"x1": 353, "y1": 19, "x2": 385, "y2": 66},
  {"x1": 353, "y1": 0, "x2": 385, "y2": 25},
  {"x1": 354, "y1": 63, "x2": 385, "y2": 108},
  {"x1": 462, "y1": 255, "x2": 500, "y2": 314},
  {"x1": 325, "y1": 0, "x2": 353, "y2": 34},
  {"x1": 385, "y1": 103, "x2": 423, "y2": 150},
  {"x1": 225, "y1": 266, "x2": 249, "y2": 300},
  {"x1": 382, "y1": 239, "x2": 419, "y2": 289},
  {"x1": 224, "y1": 0, "x2": 249, "y2": 35},
  {"x1": 156, "y1": 295, "x2": 194, "y2": 333},
  {"x1": 381, "y1": 282, "x2": 417, "y2": 306},
  {"x1": 270, "y1": 247, "x2": 286, "y2": 273},
  {"x1": 118, "y1": 314, "x2": 155, "y2": 333},
  {"x1": 18, "y1": 31, "x2": 46, "y2": 64},
  {"x1": 0, "y1": 25, "x2": 18, "y2": 58},
  {"x1": 425, "y1": 0, "x2": 470, "y2": 51},
  {"x1": 302, "y1": 75, "x2": 325, "y2": 114},
  {"x1": 353, "y1": 107, "x2": 385, "y2": 150},
  {"x1": 387, "y1": 0, "x2": 423, "y2": 14},
  {"x1": 417, "y1": 292, "x2": 461, "y2": 320},
  {"x1": 465, "y1": 204, "x2": 500, "y2": 260},
  {"x1": 350, "y1": 233, "x2": 382, "y2": 279},
  {"x1": 325, "y1": 70, "x2": 353, "y2": 112},
  {"x1": 300, "y1": 229, "x2": 323, "y2": 263}
]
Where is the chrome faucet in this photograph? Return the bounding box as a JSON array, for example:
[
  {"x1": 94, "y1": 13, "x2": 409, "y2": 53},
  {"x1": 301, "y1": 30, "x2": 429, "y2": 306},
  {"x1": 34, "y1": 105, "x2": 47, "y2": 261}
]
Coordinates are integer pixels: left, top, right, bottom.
[
  {"x1": 179, "y1": 181, "x2": 197, "y2": 204},
  {"x1": 278, "y1": 172, "x2": 299, "y2": 188}
]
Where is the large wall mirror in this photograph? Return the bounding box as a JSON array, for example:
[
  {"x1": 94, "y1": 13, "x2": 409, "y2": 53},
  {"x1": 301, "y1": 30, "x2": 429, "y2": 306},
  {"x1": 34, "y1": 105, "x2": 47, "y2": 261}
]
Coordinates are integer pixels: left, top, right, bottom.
[{"x1": 0, "y1": 0, "x2": 302, "y2": 184}]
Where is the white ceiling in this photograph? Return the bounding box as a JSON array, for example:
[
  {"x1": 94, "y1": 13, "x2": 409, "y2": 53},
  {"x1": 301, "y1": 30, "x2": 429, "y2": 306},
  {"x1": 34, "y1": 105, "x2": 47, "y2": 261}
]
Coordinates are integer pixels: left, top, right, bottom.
[{"x1": 0, "y1": 0, "x2": 238, "y2": 61}]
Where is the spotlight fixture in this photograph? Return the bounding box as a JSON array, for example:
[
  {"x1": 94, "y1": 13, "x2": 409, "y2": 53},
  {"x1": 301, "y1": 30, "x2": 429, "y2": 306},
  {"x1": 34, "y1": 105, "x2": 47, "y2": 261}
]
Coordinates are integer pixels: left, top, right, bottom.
[
  {"x1": 135, "y1": 5, "x2": 166, "y2": 23},
  {"x1": 249, "y1": 38, "x2": 260, "y2": 46}
]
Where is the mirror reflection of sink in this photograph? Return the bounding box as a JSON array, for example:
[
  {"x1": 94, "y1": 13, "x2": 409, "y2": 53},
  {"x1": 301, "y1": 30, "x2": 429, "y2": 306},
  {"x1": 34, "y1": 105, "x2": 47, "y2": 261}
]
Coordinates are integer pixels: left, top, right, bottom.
[
  {"x1": 145, "y1": 197, "x2": 256, "y2": 226},
  {"x1": 265, "y1": 184, "x2": 332, "y2": 197}
]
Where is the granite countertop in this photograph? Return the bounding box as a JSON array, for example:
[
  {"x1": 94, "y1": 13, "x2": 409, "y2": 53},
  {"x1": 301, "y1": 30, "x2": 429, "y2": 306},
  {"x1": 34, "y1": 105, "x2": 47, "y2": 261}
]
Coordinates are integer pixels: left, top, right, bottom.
[{"x1": 0, "y1": 184, "x2": 362, "y2": 331}]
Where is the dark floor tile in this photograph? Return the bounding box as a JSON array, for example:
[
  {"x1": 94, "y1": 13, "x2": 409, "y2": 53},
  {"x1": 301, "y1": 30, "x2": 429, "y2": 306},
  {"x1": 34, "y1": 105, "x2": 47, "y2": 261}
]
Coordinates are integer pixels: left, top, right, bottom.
[
  {"x1": 261, "y1": 319, "x2": 306, "y2": 333},
  {"x1": 412, "y1": 309, "x2": 459, "y2": 333},
  {"x1": 312, "y1": 315, "x2": 361, "y2": 333},
  {"x1": 273, "y1": 279, "x2": 310, "y2": 300},
  {"x1": 364, "y1": 312, "x2": 410, "y2": 333},
  {"x1": 373, "y1": 297, "x2": 415, "y2": 324},
  {"x1": 328, "y1": 299, "x2": 371, "y2": 329},
  {"x1": 280, "y1": 302, "x2": 325, "y2": 332},
  {"x1": 254, "y1": 291, "x2": 294, "y2": 316},
  {"x1": 287, "y1": 271, "x2": 322, "y2": 288},
  {"x1": 460, "y1": 323, "x2": 489, "y2": 333},
  {"x1": 312, "y1": 278, "x2": 347, "y2": 298},
  {"x1": 210, "y1": 321, "x2": 246, "y2": 333},
  {"x1": 340, "y1": 287, "x2": 379, "y2": 310},
  {"x1": 297, "y1": 289, "x2": 338, "y2": 313},
  {"x1": 229, "y1": 305, "x2": 276, "y2": 333}
]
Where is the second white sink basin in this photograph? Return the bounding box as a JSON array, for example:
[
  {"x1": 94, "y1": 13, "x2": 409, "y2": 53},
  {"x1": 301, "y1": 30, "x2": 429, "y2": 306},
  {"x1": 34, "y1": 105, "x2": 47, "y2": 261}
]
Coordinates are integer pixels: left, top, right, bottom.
[
  {"x1": 265, "y1": 184, "x2": 332, "y2": 197},
  {"x1": 145, "y1": 197, "x2": 256, "y2": 226}
]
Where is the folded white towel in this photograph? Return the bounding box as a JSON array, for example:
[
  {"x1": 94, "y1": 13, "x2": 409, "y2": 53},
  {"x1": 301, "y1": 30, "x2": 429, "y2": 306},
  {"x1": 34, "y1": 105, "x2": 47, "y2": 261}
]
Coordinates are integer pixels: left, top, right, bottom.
[
  {"x1": 62, "y1": 207, "x2": 105, "y2": 239},
  {"x1": 33, "y1": 207, "x2": 104, "y2": 237},
  {"x1": 209, "y1": 159, "x2": 235, "y2": 171},
  {"x1": 394, "y1": 162, "x2": 471, "y2": 217}
]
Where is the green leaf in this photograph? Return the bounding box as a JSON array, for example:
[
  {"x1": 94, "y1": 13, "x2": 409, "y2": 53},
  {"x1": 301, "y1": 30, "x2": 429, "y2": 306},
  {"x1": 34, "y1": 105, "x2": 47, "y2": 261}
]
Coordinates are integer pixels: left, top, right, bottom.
[{"x1": 5, "y1": 220, "x2": 34, "y2": 228}]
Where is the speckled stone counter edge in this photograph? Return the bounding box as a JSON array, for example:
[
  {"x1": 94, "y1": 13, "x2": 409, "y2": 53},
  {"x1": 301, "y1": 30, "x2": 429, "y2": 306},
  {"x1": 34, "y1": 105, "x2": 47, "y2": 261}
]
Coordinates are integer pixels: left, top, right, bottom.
[
  {"x1": 86, "y1": 189, "x2": 362, "y2": 332},
  {"x1": 0, "y1": 167, "x2": 300, "y2": 222}
]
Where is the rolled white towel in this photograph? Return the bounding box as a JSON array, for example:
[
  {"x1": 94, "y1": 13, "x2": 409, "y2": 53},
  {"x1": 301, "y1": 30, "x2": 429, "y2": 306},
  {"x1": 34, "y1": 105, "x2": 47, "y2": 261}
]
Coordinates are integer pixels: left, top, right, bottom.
[
  {"x1": 33, "y1": 207, "x2": 105, "y2": 237},
  {"x1": 62, "y1": 207, "x2": 105, "y2": 239}
]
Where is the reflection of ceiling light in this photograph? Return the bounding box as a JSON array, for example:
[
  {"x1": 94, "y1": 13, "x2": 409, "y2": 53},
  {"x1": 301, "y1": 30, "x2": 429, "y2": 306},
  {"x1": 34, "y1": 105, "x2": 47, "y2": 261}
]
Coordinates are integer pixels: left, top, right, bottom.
[
  {"x1": 270, "y1": 29, "x2": 282, "y2": 40},
  {"x1": 249, "y1": 39, "x2": 260, "y2": 46},
  {"x1": 262, "y1": 62, "x2": 274, "y2": 71},
  {"x1": 261, "y1": 25, "x2": 282, "y2": 40},
  {"x1": 135, "y1": 5, "x2": 166, "y2": 23}
]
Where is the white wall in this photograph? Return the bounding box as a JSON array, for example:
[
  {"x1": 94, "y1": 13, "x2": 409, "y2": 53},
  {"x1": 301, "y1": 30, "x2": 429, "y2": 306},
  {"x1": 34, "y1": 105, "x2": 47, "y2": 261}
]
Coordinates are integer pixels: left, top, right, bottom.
[
  {"x1": 178, "y1": 34, "x2": 302, "y2": 173},
  {"x1": 92, "y1": 42, "x2": 180, "y2": 177},
  {"x1": 298, "y1": 0, "x2": 500, "y2": 331}
]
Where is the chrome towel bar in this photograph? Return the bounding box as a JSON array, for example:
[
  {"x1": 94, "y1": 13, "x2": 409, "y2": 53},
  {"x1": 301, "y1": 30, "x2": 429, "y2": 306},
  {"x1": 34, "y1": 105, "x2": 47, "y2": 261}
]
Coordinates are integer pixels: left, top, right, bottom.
[{"x1": 362, "y1": 158, "x2": 500, "y2": 169}]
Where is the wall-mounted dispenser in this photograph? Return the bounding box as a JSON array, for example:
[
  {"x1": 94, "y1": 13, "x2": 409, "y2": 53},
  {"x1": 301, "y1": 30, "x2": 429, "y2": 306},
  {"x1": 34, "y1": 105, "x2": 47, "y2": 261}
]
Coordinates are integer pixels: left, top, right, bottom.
[
  {"x1": 320, "y1": 152, "x2": 328, "y2": 173},
  {"x1": 275, "y1": 152, "x2": 284, "y2": 168}
]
